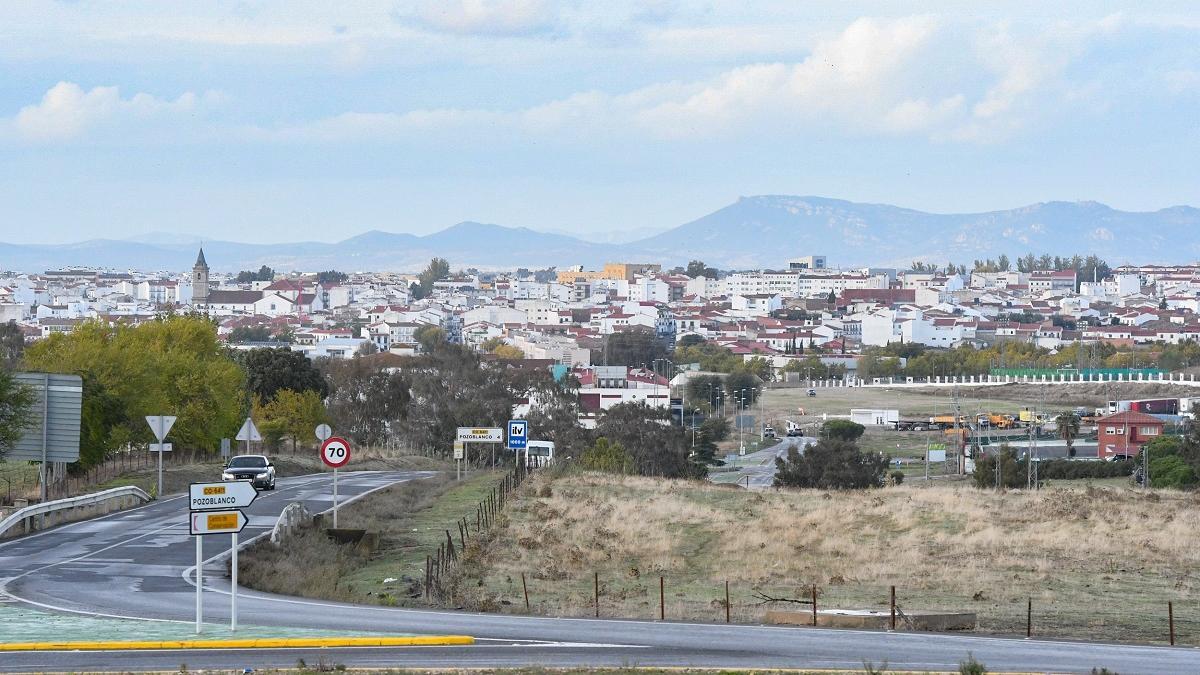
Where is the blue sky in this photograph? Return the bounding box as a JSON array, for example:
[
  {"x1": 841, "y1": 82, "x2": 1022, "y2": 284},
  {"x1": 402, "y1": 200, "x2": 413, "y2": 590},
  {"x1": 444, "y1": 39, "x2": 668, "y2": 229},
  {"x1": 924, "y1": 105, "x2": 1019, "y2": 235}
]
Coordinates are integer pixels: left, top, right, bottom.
[{"x1": 1, "y1": 1, "x2": 1198, "y2": 244}]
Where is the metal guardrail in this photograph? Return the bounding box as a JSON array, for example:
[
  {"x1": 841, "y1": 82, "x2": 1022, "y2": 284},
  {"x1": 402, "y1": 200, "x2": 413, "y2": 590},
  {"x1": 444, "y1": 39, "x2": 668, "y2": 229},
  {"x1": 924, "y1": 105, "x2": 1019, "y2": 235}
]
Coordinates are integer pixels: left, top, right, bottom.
[{"x1": 0, "y1": 485, "x2": 152, "y2": 539}]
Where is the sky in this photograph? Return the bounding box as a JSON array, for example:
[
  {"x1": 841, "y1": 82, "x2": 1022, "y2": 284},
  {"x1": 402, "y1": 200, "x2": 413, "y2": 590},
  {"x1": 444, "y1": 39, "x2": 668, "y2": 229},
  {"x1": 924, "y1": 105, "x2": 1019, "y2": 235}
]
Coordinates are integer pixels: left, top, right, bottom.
[{"x1": 1, "y1": 1, "x2": 1198, "y2": 245}]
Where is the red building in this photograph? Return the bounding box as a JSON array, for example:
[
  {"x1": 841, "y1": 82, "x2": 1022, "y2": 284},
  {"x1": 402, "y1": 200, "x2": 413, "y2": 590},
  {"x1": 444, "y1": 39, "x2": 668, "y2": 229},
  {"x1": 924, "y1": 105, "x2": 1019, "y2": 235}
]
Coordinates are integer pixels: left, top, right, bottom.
[{"x1": 1096, "y1": 411, "x2": 1165, "y2": 459}]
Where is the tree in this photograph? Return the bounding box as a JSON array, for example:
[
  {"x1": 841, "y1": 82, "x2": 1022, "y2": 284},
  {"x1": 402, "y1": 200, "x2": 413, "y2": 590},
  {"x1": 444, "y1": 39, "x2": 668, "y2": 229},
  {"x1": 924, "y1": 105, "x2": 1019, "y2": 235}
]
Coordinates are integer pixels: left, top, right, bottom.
[
  {"x1": 773, "y1": 438, "x2": 889, "y2": 489},
  {"x1": 699, "y1": 416, "x2": 730, "y2": 442},
  {"x1": 255, "y1": 389, "x2": 328, "y2": 453},
  {"x1": 724, "y1": 370, "x2": 761, "y2": 404},
  {"x1": 321, "y1": 357, "x2": 411, "y2": 447},
  {"x1": 240, "y1": 347, "x2": 328, "y2": 402},
  {"x1": 0, "y1": 369, "x2": 35, "y2": 459},
  {"x1": 414, "y1": 325, "x2": 447, "y2": 353},
  {"x1": 227, "y1": 326, "x2": 272, "y2": 343},
  {"x1": 1, "y1": 321, "x2": 25, "y2": 368},
  {"x1": 820, "y1": 419, "x2": 866, "y2": 442},
  {"x1": 317, "y1": 270, "x2": 348, "y2": 284},
  {"x1": 594, "y1": 402, "x2": 700, "y2": 478},
  {"x1": 492, "y1": 344, "x2": 524, "y2": 360},
  {"x1": 685, "y1": 260, "x2": 718, "y2": 279},
  {"x1": 826, "y1": 290, "x2": 837, "y2": 305},
  {"x1": 686, "y1": 374, "x2": 724, "y2": 411},
  {"x1": 236, "y1": 265, "x2": 275, "y2": 283},
  {"x1": 601, "y1": 329, "x2": 669, "y2": 368},
  {"x1": 677, "y1": 334, "x2": 706, "y2": 349},
  {"x1": 580, "y1": 437, "x2": 633, "y2": 473},
  {"x1": 1055, "y1": 411, "x2": 1080, "y2": 457},
  {"x1": 414, "y1": 257, "x2": 450, "y2": 299},
  {"x1": 22, "y1": 315, "x2": 244, "y2": 456}
]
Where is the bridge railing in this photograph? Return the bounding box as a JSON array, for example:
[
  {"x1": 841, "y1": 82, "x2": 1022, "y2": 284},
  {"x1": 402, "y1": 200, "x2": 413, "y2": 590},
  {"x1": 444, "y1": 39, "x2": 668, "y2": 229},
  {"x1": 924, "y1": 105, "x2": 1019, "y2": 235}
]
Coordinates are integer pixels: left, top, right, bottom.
[{"x1": 0, "y1": 485, "x2": 152, "y2": 540}]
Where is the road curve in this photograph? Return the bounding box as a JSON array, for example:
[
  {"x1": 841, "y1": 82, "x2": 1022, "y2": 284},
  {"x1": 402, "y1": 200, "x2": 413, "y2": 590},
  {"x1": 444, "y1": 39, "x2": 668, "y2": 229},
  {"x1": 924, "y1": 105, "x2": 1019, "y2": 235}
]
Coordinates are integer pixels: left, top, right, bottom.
[{"x1": 1, "y1": 470, "x2": 1197, "y2": 673}]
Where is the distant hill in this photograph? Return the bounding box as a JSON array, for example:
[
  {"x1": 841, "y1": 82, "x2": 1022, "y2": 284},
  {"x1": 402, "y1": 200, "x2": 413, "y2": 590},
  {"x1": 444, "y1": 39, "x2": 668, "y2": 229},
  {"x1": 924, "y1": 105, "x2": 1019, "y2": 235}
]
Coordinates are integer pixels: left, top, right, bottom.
[
  {"x1": 2, "y1": 198, "x2": 1197, "y2": 273},
  {"x1": 630, "y1": 196, "x2": 1200, "y2": 269}
]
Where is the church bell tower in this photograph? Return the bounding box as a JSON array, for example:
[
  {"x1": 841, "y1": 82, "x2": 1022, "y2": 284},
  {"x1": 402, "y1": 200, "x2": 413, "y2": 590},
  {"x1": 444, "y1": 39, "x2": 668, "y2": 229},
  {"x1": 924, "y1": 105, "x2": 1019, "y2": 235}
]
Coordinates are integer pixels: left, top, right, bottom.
[{"x1": 191, "y1": 247, "x2": 210, "y2": 305}]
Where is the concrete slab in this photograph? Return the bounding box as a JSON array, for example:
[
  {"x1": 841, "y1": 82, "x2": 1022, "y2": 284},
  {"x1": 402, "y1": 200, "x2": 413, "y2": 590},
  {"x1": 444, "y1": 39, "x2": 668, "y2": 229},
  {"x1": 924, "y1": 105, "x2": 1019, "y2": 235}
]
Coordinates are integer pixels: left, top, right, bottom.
[{"x1": 765, "y1": 607, "x2": 977, "y2": 631}]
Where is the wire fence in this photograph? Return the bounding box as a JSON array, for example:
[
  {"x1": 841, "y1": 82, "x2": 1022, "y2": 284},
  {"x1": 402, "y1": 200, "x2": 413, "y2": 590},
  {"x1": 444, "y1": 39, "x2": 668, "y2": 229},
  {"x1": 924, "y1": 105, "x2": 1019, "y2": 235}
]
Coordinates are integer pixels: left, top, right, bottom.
[
  {"x1": 1, "y1": 447, "x2": 211, "y2": 506},
  {"x1": 424, "y1": 461, "x2": 529, "y2": 600}
]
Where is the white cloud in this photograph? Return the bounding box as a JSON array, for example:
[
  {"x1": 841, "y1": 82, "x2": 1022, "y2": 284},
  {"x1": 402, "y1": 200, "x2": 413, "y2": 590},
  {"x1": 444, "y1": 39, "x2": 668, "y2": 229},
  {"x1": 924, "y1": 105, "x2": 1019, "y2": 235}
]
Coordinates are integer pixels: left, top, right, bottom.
[
  {"x1": 9, "y1": 81, "x2": 220, "y2": 142},
  {"x1": 401, "y1": 0, "x2": 561, "y2": 37}
]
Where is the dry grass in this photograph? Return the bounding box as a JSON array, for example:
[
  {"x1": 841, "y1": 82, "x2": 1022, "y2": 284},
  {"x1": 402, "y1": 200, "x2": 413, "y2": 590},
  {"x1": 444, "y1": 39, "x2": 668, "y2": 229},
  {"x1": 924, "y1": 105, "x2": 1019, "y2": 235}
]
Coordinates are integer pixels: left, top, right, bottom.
[
  {"x1": 454, "y1": 471, "x2": 1200, "y2": 645},
  {"x1": 239, "y1": 471, "x2": 499, "y2": 606}
]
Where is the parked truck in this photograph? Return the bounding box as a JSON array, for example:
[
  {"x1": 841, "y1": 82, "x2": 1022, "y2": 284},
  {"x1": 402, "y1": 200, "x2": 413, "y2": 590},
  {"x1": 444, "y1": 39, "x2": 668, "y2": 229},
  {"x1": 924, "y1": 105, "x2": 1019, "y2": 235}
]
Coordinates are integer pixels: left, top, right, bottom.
[
  {"x1": 976, "y1": 413, "x2": 1017, "y2": 429},
  {"x1": 1106, "y1": 398, "x2": 1179, "y2": 415}
]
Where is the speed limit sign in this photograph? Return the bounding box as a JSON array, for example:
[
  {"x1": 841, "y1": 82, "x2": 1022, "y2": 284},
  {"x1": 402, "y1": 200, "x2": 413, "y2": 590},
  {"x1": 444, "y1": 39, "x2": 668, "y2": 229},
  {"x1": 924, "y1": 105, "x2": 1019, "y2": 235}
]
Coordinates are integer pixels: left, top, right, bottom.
[{"x1": 320, "y1": 437, "x2": 351, "y2": 468}]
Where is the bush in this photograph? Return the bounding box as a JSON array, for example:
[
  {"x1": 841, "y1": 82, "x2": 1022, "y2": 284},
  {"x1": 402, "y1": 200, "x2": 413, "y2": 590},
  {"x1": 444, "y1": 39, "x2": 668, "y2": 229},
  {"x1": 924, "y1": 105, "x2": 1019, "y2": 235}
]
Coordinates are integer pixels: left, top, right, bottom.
[
  {"x1": 774, "y1": 438, "x2": 889, "y2": 489},
  {"x1": 580, "y1": 437, "x2": 633, "y2": 474},
  {"x1": 821, "y1": 419, "x2": 866, "y2": 442},
  {"x1": 1150, "y1": 455, "x2": 1198, "y2": 489},
  {"x1": 1037, "y1": 459, "x2": 1134, "y2": 480},
  {"x1": 890, "y1": 470, "x2": 905, "y2": 485},
  {"x1": 972, "y1": 446, "x2": 1028, "y2": 489}
]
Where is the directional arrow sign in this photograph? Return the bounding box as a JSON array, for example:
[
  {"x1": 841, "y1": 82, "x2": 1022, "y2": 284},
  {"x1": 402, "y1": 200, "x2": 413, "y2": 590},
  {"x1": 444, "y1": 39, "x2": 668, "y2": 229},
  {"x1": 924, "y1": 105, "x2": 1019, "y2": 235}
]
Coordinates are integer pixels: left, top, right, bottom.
[
  {"x1": 145, "y1": 415, "x2": 177, "y2": 442},
  {"x1": 235, "y1": 417, "x2": 262, "y2": 442},
  {"x1": 189, "y1": 481, "x2": 258, "y2": 511},
  {"x1": 189, "y1": 509, "x2": 248, "y2": 535}
]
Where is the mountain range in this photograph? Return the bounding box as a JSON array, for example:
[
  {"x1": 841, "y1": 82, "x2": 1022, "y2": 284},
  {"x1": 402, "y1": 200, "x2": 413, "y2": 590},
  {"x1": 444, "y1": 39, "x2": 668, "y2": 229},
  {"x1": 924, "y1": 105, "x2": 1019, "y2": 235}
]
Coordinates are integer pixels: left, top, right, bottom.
[{"x1": 2, "y1": 196, "x2": 1198, "y2": 273}]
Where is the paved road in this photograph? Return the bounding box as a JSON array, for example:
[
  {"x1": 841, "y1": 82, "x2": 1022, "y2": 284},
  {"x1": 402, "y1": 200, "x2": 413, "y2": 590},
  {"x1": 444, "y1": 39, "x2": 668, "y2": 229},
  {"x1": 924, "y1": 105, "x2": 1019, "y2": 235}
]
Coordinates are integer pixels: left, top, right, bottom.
[
  {"x1": 729, "y1": 437, "x2": 813, "y2": 488},
  {"x1": 2, "y1": 470, "x2": 1198, "y2": 673}
]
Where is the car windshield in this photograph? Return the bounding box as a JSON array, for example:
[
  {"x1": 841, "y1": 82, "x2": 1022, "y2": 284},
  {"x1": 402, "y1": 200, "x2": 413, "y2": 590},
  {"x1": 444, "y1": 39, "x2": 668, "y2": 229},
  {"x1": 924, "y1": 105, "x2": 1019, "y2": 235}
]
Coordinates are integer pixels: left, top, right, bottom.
[{"x1": 227, "y1": 456, "x2": 267, "y2": 469}]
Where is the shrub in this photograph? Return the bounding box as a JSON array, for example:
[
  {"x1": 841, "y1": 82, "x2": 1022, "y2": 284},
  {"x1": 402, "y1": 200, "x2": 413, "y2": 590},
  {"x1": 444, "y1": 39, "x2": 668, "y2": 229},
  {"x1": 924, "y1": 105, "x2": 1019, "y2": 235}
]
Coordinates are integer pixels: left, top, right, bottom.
[
  {"x1": 1037, "y1": 459, "x2": 1134, "y2": 480},
  {"x1": 890, "y1": 470, "x2": 905, "y2": 485},
  {"x1": 1149, "y1": 455, "x2": 1198, "y2": 489},
  {"x1": 972, "y1": 446, "x2": 1027, "y2": 489},
  {"x1": 774, "y1": 438, "x2": 889, "y2": 489},
  {"x1": 959, "y1": 653, "x2": 987, "y2": 675},
  {"x1": 580, "y1": 437, "x2": 633, "y2": 474},
  {"x1": 821, "y1": 419, "x2": 866, "y2": 442}
]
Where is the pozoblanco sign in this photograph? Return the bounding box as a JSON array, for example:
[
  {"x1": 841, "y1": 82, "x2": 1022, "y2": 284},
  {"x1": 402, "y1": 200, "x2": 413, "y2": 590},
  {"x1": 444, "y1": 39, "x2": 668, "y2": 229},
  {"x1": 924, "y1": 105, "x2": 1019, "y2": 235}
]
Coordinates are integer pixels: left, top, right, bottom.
[
  {"x1": 189, "y1": 481, "x2": 258, "y2": 511},
  {"x1": 456, "y1": 427, "x2": 503, "y2": 443}
]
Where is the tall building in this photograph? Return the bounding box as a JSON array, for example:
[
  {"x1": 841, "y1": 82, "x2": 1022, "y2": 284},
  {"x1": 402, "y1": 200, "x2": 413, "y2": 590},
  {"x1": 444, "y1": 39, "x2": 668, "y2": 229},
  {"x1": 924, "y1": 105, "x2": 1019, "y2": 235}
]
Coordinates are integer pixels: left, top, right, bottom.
[{"x1": 191, "y1": 247, "x2": 210, "y2": 305}]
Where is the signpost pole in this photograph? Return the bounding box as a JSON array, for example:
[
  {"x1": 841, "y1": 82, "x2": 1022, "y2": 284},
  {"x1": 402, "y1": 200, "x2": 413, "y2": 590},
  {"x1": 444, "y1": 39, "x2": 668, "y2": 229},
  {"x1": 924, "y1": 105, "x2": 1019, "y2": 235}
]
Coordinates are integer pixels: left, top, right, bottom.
[
  {"x1": 195, "y1": 534, "x2": 203, "y2": 634},
  {"x1": 230, "y1": 532, "x2": 238, "y2": 632},
  {"x1": 157, "y1": 438, "x2": 164, "y2": 499},
  {"x1": 333, "y1": 468, "x2": 339, "y2": 527}
]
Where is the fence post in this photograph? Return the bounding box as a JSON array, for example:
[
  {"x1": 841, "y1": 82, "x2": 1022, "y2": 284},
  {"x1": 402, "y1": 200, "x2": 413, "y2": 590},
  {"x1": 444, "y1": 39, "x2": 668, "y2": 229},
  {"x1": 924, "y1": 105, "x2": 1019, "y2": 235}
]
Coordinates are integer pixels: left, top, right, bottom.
[
  {"x1": 1169, "y1": 601, "x2": 1175, "y2": 646},
  {"x1": 594, "y1": 572, "x2": 600, "y2": 618},
  {"x1": 889, "y1": 586, "x2": 896, "y2": 631},
  {"x1": 1026, "y1": 597, "x2": 1032, "y2": 638},
  {"x1": 811, "y1": 583, "x2": 817, "y2": 626},
  {"x1": 660, "y1": 576, "x2": 665, "y2": 621},
  {"x1": 521, "y1": 572, "x2": 530, "y2": 611},
  {"x1": 725, "y1": 580, "x2": 730, "y2": 623}
]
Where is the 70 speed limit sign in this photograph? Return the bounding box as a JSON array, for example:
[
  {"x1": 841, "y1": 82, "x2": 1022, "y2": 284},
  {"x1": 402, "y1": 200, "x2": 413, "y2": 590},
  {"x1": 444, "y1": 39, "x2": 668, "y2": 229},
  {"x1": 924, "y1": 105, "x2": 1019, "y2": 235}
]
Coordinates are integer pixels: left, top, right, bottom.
[{"x1": 320, "y1": 437, "x2": 351, "y2": 468}]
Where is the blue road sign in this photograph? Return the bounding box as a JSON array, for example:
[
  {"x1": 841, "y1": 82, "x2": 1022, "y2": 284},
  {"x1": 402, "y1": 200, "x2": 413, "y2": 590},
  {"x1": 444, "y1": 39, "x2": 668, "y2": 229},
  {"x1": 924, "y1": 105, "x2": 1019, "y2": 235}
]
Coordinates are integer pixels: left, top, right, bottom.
[{"x1": 507, "y1": 419, "x2": 528, "y2": 450}]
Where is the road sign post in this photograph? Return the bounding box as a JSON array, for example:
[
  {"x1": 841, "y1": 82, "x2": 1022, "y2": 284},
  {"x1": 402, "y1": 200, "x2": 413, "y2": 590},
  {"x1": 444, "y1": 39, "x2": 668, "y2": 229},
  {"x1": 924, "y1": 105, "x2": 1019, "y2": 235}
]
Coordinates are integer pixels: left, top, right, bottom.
[
  {"x1": 453, "y1": 441, "x2": 465, "y2": 480},
  {"x1": 145, "y1": 415, "x2": 176, "y2": 499},
  {"x1": 320, "y1": 437, "x2": 351, "y2": 527},
  {"x1": 189, "y1": 481, "x2": 254, "y2": 634},
  {"x1": 507, "y1": 420, "x2": 528, "y2": 469},
  {"x1": 236, "y1": 417, "x2": 262, "y2": 453}
]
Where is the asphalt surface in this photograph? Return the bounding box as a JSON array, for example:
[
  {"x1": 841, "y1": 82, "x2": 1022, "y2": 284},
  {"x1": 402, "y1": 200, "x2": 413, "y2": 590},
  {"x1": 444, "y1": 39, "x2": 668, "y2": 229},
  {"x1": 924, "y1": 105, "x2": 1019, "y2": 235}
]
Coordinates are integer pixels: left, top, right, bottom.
[
  {"x1": 731, "y1": 436, "x2": 813, "y2": 488},
  {"x1": 2, "y1": 470, "x2": 1198, "y2": 673}
]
